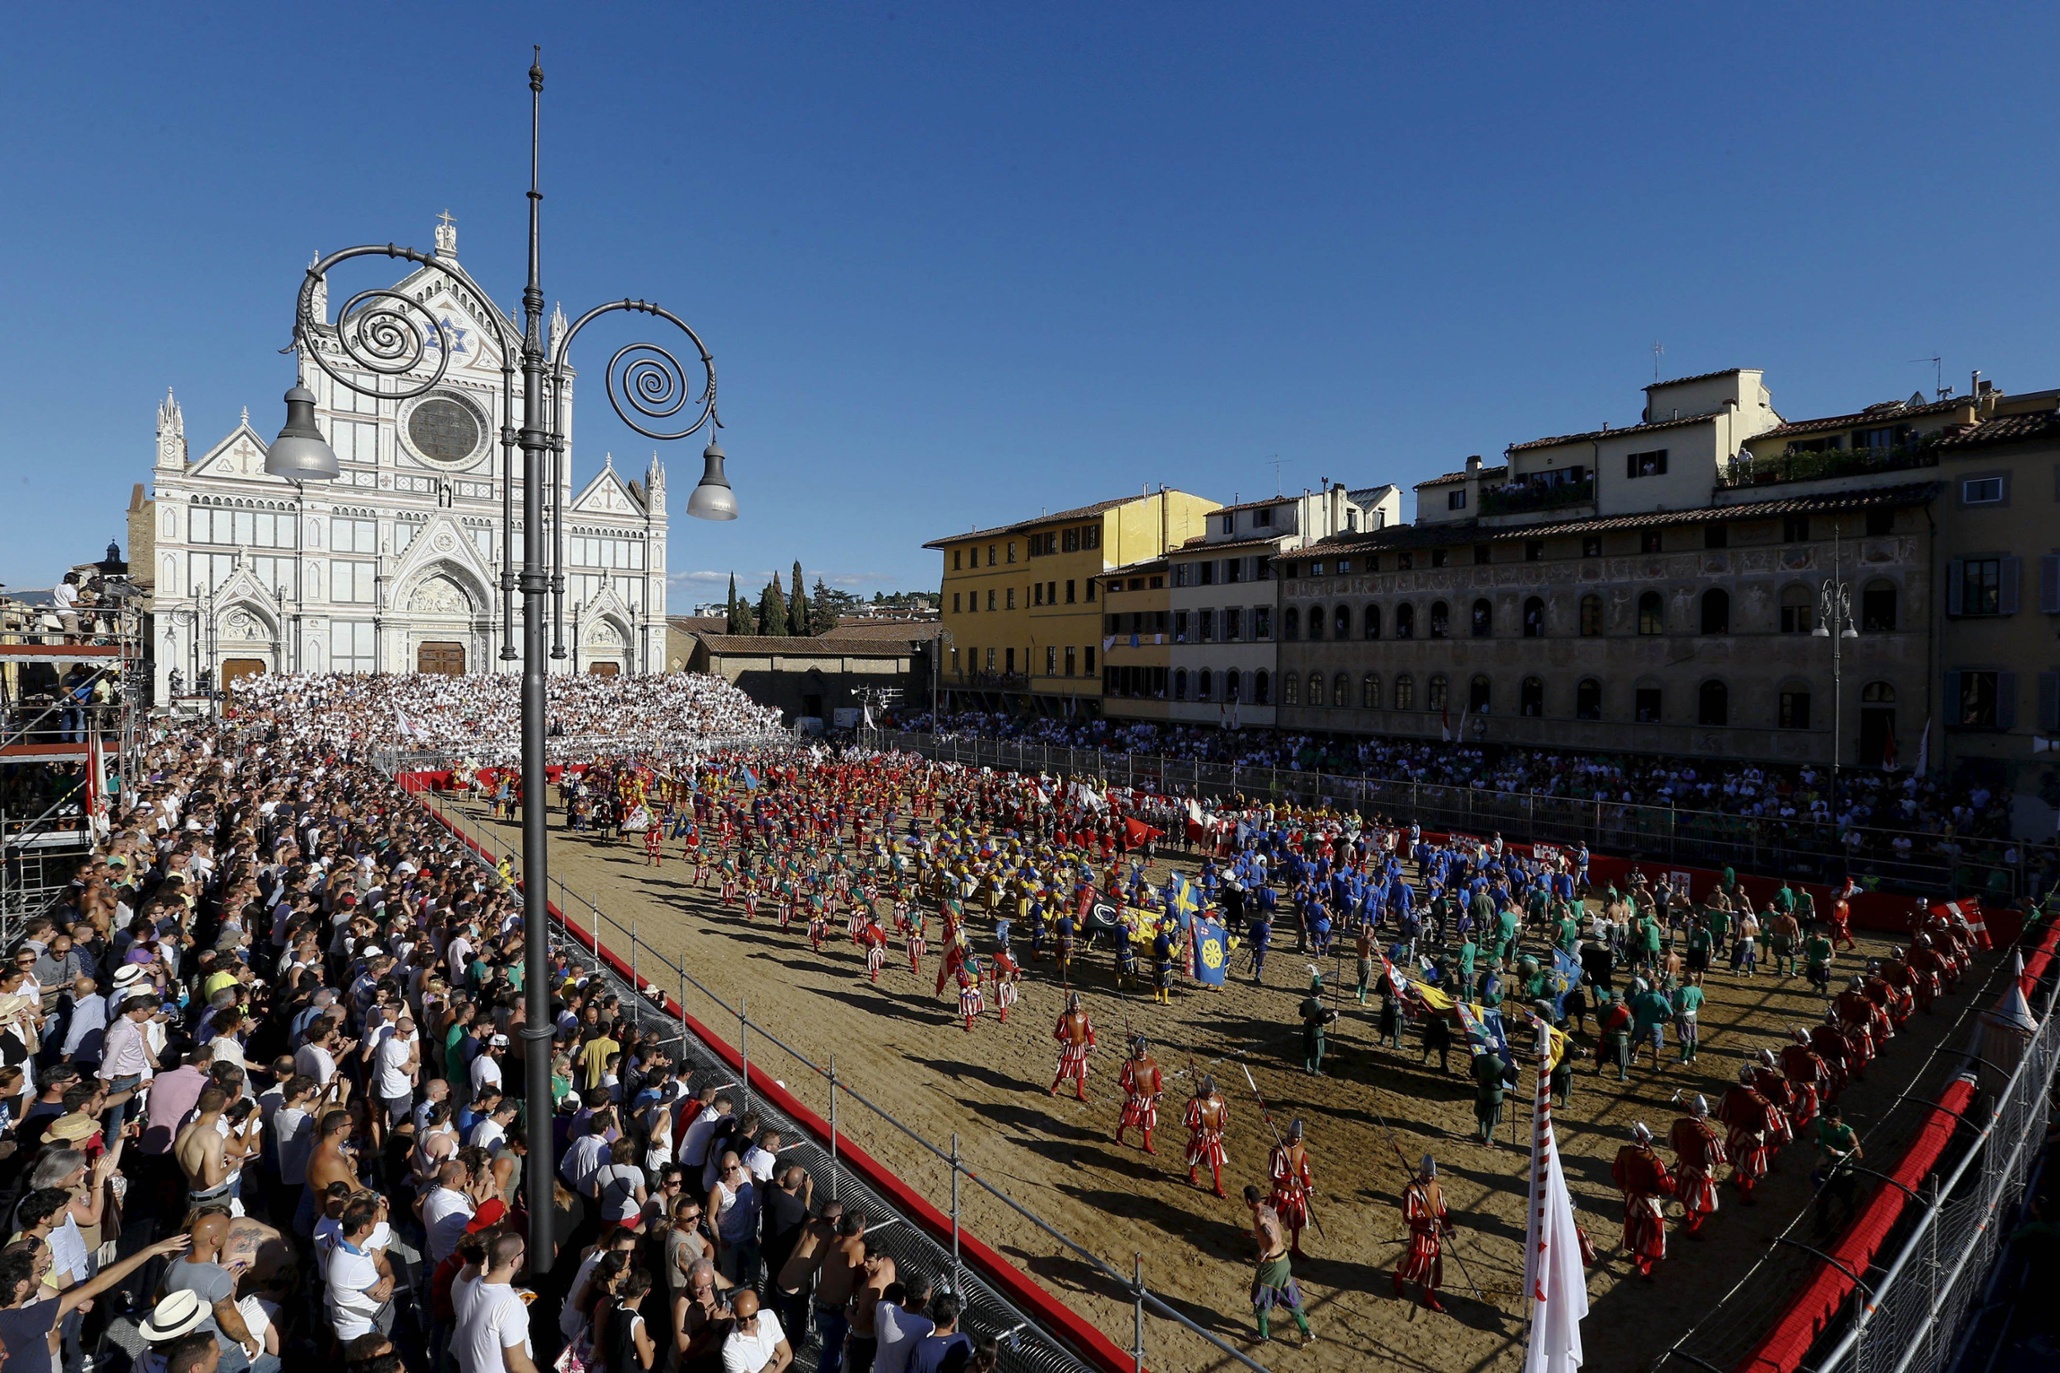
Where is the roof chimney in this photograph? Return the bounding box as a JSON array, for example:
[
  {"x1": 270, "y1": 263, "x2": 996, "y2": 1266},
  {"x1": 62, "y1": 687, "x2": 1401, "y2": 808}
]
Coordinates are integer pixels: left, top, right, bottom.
[{"x1": 1465, "y1": 454, "x2": 1482, "y2": 475}]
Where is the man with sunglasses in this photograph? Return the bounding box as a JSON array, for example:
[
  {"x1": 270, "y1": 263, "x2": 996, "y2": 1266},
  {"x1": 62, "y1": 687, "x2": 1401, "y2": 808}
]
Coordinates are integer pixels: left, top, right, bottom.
[{"x1": 720, "y1": 1290, "x2": 792, "y2": 1373}]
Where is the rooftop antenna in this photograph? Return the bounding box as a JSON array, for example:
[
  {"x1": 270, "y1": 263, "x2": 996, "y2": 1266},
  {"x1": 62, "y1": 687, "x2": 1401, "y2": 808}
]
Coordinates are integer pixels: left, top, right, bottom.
[
  {"x1": 1267, "y1": 454, "x2": 1286, "y2": 497},
  {"x1": 1652, "y1": 343, "x2": 1664, "y2": 382},
  {"x1": 1906, "y1": 355, "x2": 1946, "y2": 400}
]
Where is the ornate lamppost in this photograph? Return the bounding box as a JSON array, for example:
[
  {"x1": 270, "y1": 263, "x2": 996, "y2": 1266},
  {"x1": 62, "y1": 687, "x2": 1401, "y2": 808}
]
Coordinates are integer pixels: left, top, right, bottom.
[{"x1": 262, "y1": 50, "x2": 739, "y2": 1272}]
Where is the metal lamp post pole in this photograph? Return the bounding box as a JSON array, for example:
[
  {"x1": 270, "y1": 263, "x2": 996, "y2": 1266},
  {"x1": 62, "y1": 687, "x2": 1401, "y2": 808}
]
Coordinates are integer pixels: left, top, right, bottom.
[
  {"x1": 1817, "y1": 566, "x2": 1855, "y2": 829},
  {"x1": 271, "y1": 48, "x2": 734, "y2": 1279}
]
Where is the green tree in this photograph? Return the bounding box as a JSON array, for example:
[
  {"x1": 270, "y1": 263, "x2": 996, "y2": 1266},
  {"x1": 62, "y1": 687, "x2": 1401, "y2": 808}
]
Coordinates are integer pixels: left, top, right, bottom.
[
  {"x1": 756, "y1": 577, "x2": 789, "y2": 636},
  {"x1": 729, "y1": 568, "x2": 753, "y2": 634},
  {"x1": 788, "y1": 560, "x2": 808, "y2": 636},
  {"x1": 810, "y1": 577, "x2": 835, "y2": 634}
]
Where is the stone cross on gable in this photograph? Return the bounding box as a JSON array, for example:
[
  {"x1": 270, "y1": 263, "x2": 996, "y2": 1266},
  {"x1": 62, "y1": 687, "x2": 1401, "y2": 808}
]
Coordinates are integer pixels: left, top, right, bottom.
[{"x1": 435, "y1": 210, "x2": 458, "y2": 258}]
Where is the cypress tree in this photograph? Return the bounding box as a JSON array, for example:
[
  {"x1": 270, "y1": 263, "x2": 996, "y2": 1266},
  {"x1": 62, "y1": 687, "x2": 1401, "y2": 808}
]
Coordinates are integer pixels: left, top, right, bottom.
[
  {"x1": 788, "y1": 560, "x2": 808, "y2": 636},
  {"x1": 757, "y1": 578, "x2": 789, "y2": 637},
  {"x1": 810, "y1": 577, "x2": 834, "y2": 634}
]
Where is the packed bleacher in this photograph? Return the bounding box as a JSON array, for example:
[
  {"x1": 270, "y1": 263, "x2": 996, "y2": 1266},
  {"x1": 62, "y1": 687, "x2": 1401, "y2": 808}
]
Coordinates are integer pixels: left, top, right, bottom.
[
  {"x1": 227, "y1": 673, "x2": 786, "y2": 754},
  {"x1": 907, "y1": 711, "x2": 2015, "y2": 848}
]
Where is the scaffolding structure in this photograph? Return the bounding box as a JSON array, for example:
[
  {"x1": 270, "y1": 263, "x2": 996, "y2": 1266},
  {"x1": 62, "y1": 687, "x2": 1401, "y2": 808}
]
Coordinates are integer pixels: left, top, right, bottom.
[{"x1": 0, "y1": 591, "x2": 145, "y2": 938}]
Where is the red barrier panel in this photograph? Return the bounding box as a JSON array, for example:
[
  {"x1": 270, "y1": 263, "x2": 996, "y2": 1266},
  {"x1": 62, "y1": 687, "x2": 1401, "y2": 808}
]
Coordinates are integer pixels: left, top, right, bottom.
[
  {"x1": 399, "y1": 776, "x2": 1136, "y2": 1373},
  {"x1": 1732, "y1": 914, "x2": 2060, "y2": 1373}
]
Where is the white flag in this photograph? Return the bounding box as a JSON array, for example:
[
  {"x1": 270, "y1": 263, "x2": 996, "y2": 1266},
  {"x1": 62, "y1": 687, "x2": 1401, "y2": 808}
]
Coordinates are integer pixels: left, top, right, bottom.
[
  {"x1": 1913, "y1": 716, "x2": 1931, "y2": 778},
  {"x1": 1524, "y1": 1022, "x2": 1588, "y2": 1373}
]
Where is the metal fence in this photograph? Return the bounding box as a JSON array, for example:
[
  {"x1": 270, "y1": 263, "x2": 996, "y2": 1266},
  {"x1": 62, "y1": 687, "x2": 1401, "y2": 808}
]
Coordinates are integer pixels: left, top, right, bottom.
[
  {"x1": 862, "y1": 729, "x2": 2030, "y2": 899},
  {"x1": 1648, "y1": 937, "x2": 2060, "y2": 1373},
  {"x1": 396, "y1": 768, "x2": 1272, "y2": 1373}
]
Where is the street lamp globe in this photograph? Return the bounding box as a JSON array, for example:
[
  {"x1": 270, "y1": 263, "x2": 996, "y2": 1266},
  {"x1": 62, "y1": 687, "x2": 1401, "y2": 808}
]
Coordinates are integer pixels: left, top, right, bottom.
[
  {"x1": 686, "y1": 438, "x2": 739, "y2": 521},
  {"x1": 265, "y1": 385, "x2": 341, "y2": 481}
]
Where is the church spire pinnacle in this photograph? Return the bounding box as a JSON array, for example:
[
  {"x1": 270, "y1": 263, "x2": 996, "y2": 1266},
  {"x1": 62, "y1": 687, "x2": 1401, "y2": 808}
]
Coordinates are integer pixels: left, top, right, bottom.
[{"x1": 435, "y1": 210, "x2": 458, "y2": 259}]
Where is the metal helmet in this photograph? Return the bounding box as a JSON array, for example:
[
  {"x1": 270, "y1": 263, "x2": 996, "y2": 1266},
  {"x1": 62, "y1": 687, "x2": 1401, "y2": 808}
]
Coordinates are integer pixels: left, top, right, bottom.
[
  {"x1": 1758, "y1": 1048, "x2": 1777, "y2": 1068},
  {"x1": 1419, "y1": 1154, "x2": 1437, "y2": 1180},
  {"x1": 1199, "y1": 1074, "x2": 1217, "y2": 1097},
  {"x1": 1889, "y1": 946, "x2": 1905, "y2": 961},
  {"x1": 1915, "y1": 932, "x2": 1933, "y2": 949},
  {"x1": 1848, "y1": 975, "x2": 1868, "y2": 991},
  {"x1": 1287, "y1": 1117, "x2": 1306, "y2": 1142},
  {"x1": 1790, "y1": 1025, "x2": 1811, "y2": 1045},
  {"x1": 1066, "y1": 991, "x2": 1082, "y2": 1012},
  {"x1": 1631, "y1": 1121, "x2": 1653, "y2": 1144},
  {"x1": 1690, "y1": 1094, "x2": 1710, "y2": 1119},
  {"x1": 1824, "y1": 1005, "x2": 1841, "y2": 1025},
  {"x1": 1131, "y1": 1035, "x2": 1149, "y2": 1058},
  {"x1": 1739, "y1": 1065, "x2": 1756, "y2": 1085}
]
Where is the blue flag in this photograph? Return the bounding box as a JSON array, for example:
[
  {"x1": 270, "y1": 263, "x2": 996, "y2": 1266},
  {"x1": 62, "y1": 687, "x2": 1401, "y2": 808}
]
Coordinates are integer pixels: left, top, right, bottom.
[
  {"x1": 740, "y1": 765, "x2": 760, "y2": 791},
  {"x1": 1190, "y1": 916, "x2": 1229, "y2": 987},
  {"x1": 1551, "y1": 947, "x2": 1583, "y2": 1019}
]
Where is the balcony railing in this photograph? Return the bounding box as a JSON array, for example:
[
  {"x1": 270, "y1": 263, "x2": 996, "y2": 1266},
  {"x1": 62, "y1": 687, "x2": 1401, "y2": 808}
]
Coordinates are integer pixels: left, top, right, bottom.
[
  {"x1": 1718, "y1": 442, "x2": 1939, "y2": 489},
  {"x1": 1479, "y1": 476, "x2": 1595, "y2": 516}
]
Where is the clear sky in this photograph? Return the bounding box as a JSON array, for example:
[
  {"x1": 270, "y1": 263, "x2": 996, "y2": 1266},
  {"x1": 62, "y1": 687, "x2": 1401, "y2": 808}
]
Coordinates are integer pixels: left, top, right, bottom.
[{"x1": 4, "y1": 4, "x2": 2057, "y2": 603}]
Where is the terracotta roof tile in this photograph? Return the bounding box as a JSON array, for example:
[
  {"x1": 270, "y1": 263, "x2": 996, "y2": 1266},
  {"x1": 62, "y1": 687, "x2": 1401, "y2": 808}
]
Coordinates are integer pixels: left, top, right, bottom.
[
  {"x1": 1414, "y1": 465, "x2": 1508, "y2": 487},
  {"x1": 1644, "y1": 367, "x2": 1749, "y2": 390},
  {"x1": 1506, "y1": 412, "x2": 1715, "y2": 454},
  {"x1": 1933, "y1": 412, "x2": 2060, "y2": 450},
  {"x1": 1760, "y1": 397, "x2": 1969, "y2": 440}
]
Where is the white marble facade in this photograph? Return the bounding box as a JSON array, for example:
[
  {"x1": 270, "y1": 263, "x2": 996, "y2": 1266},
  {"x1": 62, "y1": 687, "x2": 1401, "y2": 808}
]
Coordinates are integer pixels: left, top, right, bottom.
[{"x1": 147, "y1": 217, "x2": 668, "y2": 697}]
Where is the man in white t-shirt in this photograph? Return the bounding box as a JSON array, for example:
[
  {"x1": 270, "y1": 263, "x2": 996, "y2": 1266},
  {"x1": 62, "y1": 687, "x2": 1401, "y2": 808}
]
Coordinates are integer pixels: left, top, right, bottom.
[
  {"x1": 455, "y1": 1232, "x2": 536, "y2": 1373},
  {"x1": 421, "y1": 1159, "x2": 477, "y2": 1267},
  {"x1": 325, "y1": 1196, "x2": 395, "y2": 1341},
  {"x1": 721, "y1": 1289, "x2": 792, "y2": 1373},
  {"x1": 471, "y1": 1035, "x2": 507, "y2": 1097},
  {"x1": 373, "y1": 1017, "x2": 419, "y2": 1126}
]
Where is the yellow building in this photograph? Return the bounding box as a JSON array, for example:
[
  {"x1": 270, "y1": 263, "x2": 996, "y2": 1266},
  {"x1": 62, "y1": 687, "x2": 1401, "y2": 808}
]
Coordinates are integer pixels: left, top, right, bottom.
[{"x1": 925, "y1": 489, "x2": 1219, "y2": 717}]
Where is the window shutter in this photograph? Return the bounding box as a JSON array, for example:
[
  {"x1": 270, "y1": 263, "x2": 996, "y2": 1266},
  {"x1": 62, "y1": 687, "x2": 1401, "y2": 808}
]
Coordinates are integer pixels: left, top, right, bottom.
[
  {"x1": 1946, "y1": 558, "x2": 1965, "y2": 616},
  {"x1": 2001, "y1": 555, "x2": 2022, "y2": 615},
  {"x1": 2044, "y1": 556, "x2": 2060, "y2": 614},
  {"x1": 1999, "y1": 671, "x2": 2019, "y2": 730},
  {"x1": 2042, "y1": 671, "x2": 2060, "y2": 732},
  {"x1": 1945, "y1": 670, "x2": 1961, "y2": 722}
]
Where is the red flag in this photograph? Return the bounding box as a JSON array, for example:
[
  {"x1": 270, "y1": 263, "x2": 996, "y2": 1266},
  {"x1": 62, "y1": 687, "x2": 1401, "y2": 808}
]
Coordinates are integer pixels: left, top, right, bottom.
[{"x1": 1122, "y1": 817, "x2": 1162, "y2": 850}]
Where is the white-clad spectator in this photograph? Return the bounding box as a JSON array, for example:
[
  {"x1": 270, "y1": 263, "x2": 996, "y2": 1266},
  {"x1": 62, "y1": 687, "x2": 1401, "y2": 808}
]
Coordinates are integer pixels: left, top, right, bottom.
[
  {"x1": 455, "y1": 1232, "x2": 536, "y2": 1373},
  {"x1": 421, "y1": 1159, "x2": 478, "y2": 1268},
  {"x1": 324, "y1": 1195, "x2": 395, "y2": 1342},
  {"x1": 720, "y1": 1289, "x2": 791, "y2": 1373}
]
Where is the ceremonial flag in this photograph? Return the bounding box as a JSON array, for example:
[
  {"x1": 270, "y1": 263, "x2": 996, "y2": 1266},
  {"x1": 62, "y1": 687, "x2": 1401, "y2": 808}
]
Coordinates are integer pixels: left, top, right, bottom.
[
  {"x1": 1452, "y1": 999, "x2": 1493, "y2": 1059},
  {"x1": 1914, "y1": 716, "x2": 1931, "y2": 778},
  {"x1": 1523, "y1": 1022, "x2": 1589, "y2": 1373},
  {"x1": 85, "y1": 731, "x2": 109, "y2": 839},
  {"x1": 1441, "y1": 704, "x2": 1452, "y2": 742},
  {"x1": 1190, "y1": 916, "x2": 1229, "y2": 986},
  {"x1": 740, "y1": 764, "x2": 760, "y2": 791},
  {"x1": 1881, "y1": 717, "x2": 1898, "y2": 770},
  {"x1": 1121, "y1": 816, "x2": 1162, "y2": 850}
]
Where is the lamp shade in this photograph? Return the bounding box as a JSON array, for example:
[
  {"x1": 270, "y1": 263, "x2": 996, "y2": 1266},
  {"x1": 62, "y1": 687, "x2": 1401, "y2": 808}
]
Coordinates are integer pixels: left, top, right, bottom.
[
  {"x1": 265, "y1": 385, "x2": 341, "y2": 481},
  {"x1": 686, "y1": 439, "x2": 738, "y2": 521}
]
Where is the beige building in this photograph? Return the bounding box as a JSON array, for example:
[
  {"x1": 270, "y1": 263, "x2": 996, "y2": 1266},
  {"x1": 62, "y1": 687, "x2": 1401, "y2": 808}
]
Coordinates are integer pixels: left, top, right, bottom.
[
  {"x1": 1097, "y1": 559, "x2": 1172, "y2": 720},
  {"x1": 679, "y1": 623, "x2": 940, "y2": 727},
  {"x1": 926, "y1": 488, "x2": 1219, "y2": 717}
]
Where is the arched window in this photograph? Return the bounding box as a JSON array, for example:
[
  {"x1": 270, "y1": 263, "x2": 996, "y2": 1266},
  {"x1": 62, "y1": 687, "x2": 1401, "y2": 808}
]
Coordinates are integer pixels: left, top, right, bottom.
[
  {"x1": 1862, "y1": 681, "x2": 1896, "y2": 704},
  {"x1": 1428, "y1": 601, "x2": 1450, "y2": 639},
  {"x1": 1862, "y1": 579, "x2": 1898, "y2": 632},
  {"x1": 1334, "y1": 672, "x2": 1351, "y2": 708},
  {"x1": 1172, "y1": 668, "x2": 1187, "y2": 701},
  {"x1": 1225, "y1": 670, "x2": 1241, "y2": 702},
  {"x1": 1523, "y1": 596, "x2": 1545, "y2": 638},
  {"x1": 1471, "y1": 598, "x2": 1493, "y2": 637},
  {"x1": 1697, "y1": 679, "x2": 1729, "y2": 726},
  {"x1": 1427, "y1": 674, "x2": 1449, "y2": 712},
  {"x1": 1393, "y1": 673, "x2": 1415, "y2": 711},
  {"x1": 1394, "y1": 603, "x2": 1415, "y2": 639},
  {"x1": 1307, "y1": 671, "x2": 1326, "y2": 707},
  {"x1": 1283, "y1": 607, "x2": 1299, "y2": 640},
  {"x1": 1334, "y1": 605, "x2": 1351, "y2": 639},
  {"x1": 1469, "y1": 674, "x2": 1491, "y2": 713},
  {"x1": 1580, "y1": 594, "x2": 1603, "y2": 637},
  {"x1": 1363, "y1": 604, "x2": 1381, "y2": 639},
  {"x1": 1701, "y1": 588, "x2": 1730, "y2": 635},
  {"x1": 1281, "y1": 671, "x2": 1299, "y2": 706},
  {"x1": 1637, "y1": 591, "x2": 1664, "y2": 635},
  {"x1": 1520, "y1": 675, "x2": 1544, "y2": 716},
  {"x1": 1634, "y1": 680, "x2": 1663, "y2": 723},
  {"x1": 1575, "y1": 678, "x2": 1602, "y2": 720},
  {"x1": 1779, "y1": 584, "x2": 1814, "y2": 634},
  {"x1": 1253, "y1": 669, "x2": 1271, "y2": 705},
  {"x1": 1307, "y1": 604, "x2": 1325, "y2": 640},
  {"x1": 1197, "y1": 669, "x2": 1213, "y2": 700},
  {"x1": 1361, "y1": 673, "x2": 1381, "y2": 709}
]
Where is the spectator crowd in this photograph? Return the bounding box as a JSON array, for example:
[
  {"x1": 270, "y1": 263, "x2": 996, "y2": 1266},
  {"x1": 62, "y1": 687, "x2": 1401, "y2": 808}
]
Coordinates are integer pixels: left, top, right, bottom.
[{"x1": 0, "y1": 697, "x2": 996, "y2": 1373}]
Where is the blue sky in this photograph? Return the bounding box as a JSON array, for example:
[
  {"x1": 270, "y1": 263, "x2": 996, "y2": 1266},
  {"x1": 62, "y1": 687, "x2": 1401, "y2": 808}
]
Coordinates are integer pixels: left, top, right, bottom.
[{"x1": 4, "y1": 4, "x2": 2057, "y2": 602}]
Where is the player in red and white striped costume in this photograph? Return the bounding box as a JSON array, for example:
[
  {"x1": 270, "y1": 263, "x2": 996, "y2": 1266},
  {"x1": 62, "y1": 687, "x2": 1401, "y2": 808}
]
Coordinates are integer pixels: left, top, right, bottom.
[
  {"x1": 1114, "y1": 1036, "x2": 1162, "y2": 1154},
  {"x1": 1184, "y1": 1076, "x2": 1229, "y2": 1196},
  {"x1": 956, "y1": 958, "x2": 985, "y2": 1031},
  {"x1": 1392, "y1": 1154, "x2": 1451, "y2": 1312}
]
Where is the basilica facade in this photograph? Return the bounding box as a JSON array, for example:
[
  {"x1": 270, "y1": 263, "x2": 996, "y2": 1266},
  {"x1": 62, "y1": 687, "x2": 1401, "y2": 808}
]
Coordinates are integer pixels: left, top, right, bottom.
[{"x1": 141, "y1": 217, "x2": 668, "y2": 700}]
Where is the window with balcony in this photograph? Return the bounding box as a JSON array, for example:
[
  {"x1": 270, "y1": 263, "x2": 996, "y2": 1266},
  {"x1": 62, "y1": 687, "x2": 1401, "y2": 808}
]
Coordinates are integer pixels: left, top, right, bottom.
[
  {"x1": 1471, "y1": 598, "x2": 1492, "y2": 637},
  {"x1": 1523, "y1": 596, "x2": 1545, "y2": 638},
  {"x1": 1634, "y1": 685, "x2": 1663, "y2": 723},
  {"x1": 1575, "y1": 678, "x2": 1601, "y2": 720},
  {"x1": 1363, "y1": 604, "x2": 1380, "y2": 639},
  {"x1": 1394, "y1": 673, "x2": 1415, "y2": 710},
  {"x1": 1334, "y1": 605, "x2": 1350, "y2": 638},
  {"x1": 1626, "y1": 448, "x2": 1668, "y2": 478},
  {"x1": 1306, "y1": 672, "x2": 1324, "y2": 706},
  {"x1": 1427, "y1": 674, "x2": 1448, "y2": 712},
  {"x1": 1306, "y1": 605, "x2": 1324, "y2": 640},
  {"x1": 1394, "y1": 603, "x2": 1414, "y2": 639},
  {"x1": 1428, "y1": 601, "x2": 1449, "y2": 639},
  {"x1": 1361, "y1": 673, "x2": 1381, "y2": 709},
  {"x1": 1469, "y1": 675, "x2": 1491, "y2": 713}
]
